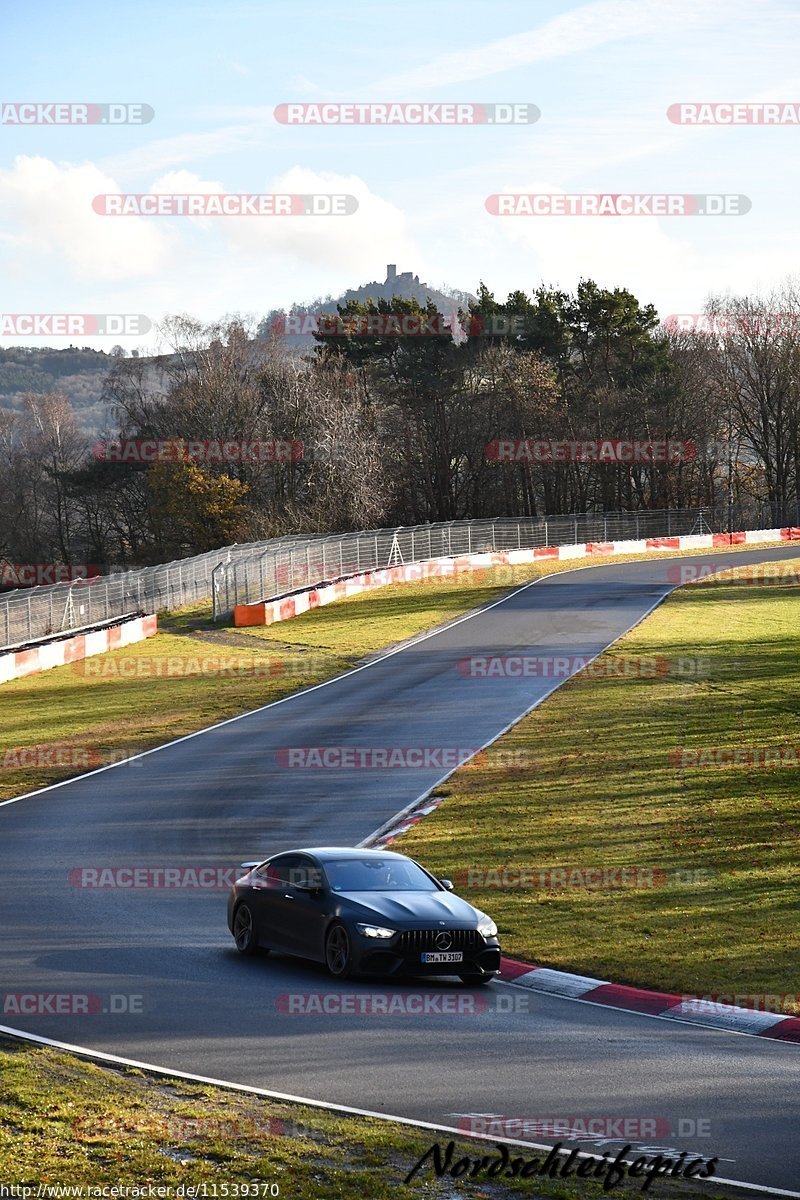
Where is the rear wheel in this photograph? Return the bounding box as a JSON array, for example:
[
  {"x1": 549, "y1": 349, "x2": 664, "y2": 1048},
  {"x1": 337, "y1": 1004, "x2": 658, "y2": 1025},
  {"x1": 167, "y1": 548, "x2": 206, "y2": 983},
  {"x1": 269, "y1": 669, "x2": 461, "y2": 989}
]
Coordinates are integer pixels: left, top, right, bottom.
[
  {"x1": 325, "y1": 923, "x2": 353, "y2": 978},
  {"x1": 233, "y1": 903, "x2": 261, "y2": 956}
]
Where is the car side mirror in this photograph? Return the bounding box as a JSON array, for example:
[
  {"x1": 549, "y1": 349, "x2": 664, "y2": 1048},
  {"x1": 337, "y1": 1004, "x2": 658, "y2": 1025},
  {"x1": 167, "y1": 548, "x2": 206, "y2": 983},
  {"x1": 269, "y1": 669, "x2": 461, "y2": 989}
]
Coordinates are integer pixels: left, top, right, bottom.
[
  {"x1": 240, "y1": 861, "x2": 261, "y2": 870},
  {"x1": 439, "y1": 878, "x2": 454, "y2": 892}
]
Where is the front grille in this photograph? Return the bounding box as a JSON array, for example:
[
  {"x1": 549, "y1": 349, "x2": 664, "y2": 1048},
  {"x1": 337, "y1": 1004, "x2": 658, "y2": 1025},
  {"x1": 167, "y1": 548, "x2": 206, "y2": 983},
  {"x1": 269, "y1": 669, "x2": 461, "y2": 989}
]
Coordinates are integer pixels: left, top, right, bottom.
[{"x1": 397, "y1": 929, "x2": 481, "y2": 954}]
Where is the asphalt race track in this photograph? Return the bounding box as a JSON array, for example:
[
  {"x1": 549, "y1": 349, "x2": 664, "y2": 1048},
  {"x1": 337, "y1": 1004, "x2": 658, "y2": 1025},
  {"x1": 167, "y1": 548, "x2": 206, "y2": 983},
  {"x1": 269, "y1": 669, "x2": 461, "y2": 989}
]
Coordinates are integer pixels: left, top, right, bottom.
[{"x1": 2, "y1": 547, "x2": 800, "y2": 1193}]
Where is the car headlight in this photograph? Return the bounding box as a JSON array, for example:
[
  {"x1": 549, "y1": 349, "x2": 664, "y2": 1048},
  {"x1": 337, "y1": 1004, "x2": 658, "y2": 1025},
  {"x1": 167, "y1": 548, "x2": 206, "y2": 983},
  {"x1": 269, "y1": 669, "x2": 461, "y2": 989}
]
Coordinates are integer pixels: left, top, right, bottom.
[
  {"x1": 477, "y1": 916, "x2": 498, "y2": 938},
  {"x1": 356, "y1": 923, "x2": 396, "y2": 939}
]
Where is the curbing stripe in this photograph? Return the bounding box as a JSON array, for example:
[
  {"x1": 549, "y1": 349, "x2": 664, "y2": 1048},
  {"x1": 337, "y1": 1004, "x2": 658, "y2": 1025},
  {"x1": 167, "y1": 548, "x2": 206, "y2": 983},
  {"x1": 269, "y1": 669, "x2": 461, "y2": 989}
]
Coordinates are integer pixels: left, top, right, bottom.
[
  {"x1": 514, "y1": 966, "x2": 609, "y2": 998},
  {"x1": 586, "y1": 982, "x2": 685, "y2": 1016},
  {"x1": 761, "y1": 1018, "x2": 800, "y2": 1043},
  {"x1": 499, "y1": 956, "x2": 800, "y2": 1044},
  {"x1": 664, "y1": 1000, "x2": 785, "y2": 1035}
]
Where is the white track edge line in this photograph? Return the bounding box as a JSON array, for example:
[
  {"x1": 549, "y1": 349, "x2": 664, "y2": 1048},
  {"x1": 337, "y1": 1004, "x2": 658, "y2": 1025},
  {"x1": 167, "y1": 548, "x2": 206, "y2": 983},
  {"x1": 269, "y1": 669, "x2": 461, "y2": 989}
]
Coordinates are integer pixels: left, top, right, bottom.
[
  {"x1": 358, "y1": 581, "x2": 674, "y2": 845},
  {"x1": 0, "y1": 1024, "x2": 794, "y2": 1198},
  {"x1": 496, "y1": 976, "x2": 800, "y2": 1046}
]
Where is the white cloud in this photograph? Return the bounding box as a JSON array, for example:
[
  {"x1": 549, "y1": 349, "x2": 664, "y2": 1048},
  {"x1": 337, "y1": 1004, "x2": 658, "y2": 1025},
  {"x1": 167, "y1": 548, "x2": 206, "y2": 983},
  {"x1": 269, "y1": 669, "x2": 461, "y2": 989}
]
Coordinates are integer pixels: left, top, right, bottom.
[
  {"x1": 147, "y1": 165, "x2": 419, "y2": 273},
  {"x1": 0, "y1": 155, "x2": 171, "y2": 282}
]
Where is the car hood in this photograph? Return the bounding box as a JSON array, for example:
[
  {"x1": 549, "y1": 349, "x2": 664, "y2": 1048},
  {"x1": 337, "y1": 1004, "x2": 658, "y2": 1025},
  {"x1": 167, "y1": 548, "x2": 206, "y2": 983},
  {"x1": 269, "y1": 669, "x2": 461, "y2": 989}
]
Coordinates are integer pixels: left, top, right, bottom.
[{"x1": 336, "y1": 890, "x2": 480, "y2": 926}]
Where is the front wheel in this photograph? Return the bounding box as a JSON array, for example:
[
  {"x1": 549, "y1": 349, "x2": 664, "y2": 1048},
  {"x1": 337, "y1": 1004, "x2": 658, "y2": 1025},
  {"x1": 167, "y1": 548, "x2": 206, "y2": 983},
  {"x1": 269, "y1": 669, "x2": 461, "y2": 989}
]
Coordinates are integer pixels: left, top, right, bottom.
[
  {"x1": 233, "y1": 903, "x2": 261, "y2": 956},
  {"x1": 325, "y1": 923, "x2": 353, "y2": 978},
  {"x1": 459, "y1": 973, "x2": 493, "y2": 986}
]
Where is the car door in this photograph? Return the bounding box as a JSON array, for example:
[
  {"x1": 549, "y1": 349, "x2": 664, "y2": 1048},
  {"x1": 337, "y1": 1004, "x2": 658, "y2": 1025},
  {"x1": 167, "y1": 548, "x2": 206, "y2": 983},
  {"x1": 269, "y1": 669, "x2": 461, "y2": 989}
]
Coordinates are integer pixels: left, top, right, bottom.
[
  {"x1": 247, "y1": 855, "x2": 297, "y2": 951},
  {"x1": 281, "y1": 855, "x2": 329, "y2": 961}
]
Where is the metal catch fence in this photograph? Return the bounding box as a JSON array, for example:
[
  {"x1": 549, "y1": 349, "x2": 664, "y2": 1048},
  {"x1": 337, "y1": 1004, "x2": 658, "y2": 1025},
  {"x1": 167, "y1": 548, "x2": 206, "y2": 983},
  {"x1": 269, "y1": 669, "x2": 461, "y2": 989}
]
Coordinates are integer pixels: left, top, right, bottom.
[{"x1": 2, "y1": 501, "x2": 793, "y2": 649}]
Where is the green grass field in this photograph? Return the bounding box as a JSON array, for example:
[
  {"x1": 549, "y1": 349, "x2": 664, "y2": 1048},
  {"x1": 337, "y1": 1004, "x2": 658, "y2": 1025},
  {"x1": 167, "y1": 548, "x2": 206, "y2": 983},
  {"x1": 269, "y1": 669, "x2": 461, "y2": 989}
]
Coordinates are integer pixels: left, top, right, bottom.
[{"x1": 0, "y1": 1037, "x2": 736, "y2": 1198}]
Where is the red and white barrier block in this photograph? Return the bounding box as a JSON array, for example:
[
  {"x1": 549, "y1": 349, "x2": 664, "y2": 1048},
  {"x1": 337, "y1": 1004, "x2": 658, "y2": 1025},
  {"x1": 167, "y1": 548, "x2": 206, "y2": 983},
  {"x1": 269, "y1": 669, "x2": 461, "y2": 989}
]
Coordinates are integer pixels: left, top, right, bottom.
[
  {"x1": 234, "y1": 526, "x2": 800, "y2": 627},
  {"x1": 498, "y1": 956, "x2": 800, "y2": 1044},
  {"x1": 0, "y1": 614, "x2": 158, "y2": 686}
]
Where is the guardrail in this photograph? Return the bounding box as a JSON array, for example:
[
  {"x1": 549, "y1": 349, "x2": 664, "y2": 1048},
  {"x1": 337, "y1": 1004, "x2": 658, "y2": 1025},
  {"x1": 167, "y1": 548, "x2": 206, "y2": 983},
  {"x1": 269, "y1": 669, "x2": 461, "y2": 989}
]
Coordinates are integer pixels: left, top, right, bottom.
[
  {"x1": 1, "y1": 503, "x2": 792, "y2": 648},
  {"x1": 209, "y1": 508, "x2": 720, "y2": 621},
  {"x1": 0, "y1": 535, "x2": 303, "y2": 650}
]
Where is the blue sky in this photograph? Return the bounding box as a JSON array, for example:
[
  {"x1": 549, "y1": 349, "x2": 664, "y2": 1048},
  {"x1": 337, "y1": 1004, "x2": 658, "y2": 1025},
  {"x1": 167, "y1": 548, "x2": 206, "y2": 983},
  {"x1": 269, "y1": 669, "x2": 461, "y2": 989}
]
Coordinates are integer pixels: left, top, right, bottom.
[{"x1": 2, "y1": 0, "x2": 800, "y2": 349}]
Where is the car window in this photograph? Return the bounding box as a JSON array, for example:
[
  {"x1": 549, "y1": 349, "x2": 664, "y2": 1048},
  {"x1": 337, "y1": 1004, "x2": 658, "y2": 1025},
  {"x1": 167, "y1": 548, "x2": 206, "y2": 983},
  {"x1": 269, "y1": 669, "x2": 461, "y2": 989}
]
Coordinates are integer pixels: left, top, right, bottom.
[
  {"x1": 287, "y1": 856, "x2": 324, "y2": 891},
  {"x1": 256, "y1": 854, "x2": 323, "y2": 890},
  {"x1": 324, "y1": 857, "x2": 438, "y2": 892},
  {"x1": 255, "y1": 855, "x2": 298, "y2": 888}
]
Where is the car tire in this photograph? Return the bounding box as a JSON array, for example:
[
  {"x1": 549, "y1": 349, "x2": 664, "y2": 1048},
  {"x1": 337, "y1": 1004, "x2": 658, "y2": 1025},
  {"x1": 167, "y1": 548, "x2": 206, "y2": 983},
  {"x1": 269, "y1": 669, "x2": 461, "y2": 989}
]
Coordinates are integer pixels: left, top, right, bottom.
[
  {"x1": 459, "y1": 973, "x2": 493, "y2": 985},
  {"x1": 325, "y1": 922, "x2": 353, "y2": 978},
  {"x1": 233, "y1": 903, "x2": 261, "y2": 956}
]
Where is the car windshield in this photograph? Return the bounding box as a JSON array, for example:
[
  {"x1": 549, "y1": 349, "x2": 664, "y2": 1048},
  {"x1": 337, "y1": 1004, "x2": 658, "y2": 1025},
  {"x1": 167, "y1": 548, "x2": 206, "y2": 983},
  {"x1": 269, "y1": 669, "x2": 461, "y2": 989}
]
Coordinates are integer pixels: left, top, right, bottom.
[{"x1": 325, "y1": 857, "x2": 439, "y2": 892}]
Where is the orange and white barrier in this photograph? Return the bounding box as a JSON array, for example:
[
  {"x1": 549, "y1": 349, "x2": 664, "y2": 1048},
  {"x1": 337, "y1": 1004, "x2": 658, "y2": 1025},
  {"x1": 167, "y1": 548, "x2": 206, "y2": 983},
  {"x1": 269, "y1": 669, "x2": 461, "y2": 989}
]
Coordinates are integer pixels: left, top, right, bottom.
[
  {"x1": 234, "y1": 526, "x2": 800, "y2": 627},
  {"x1": 0, "y1": 614, "x2": 158, "y2": 686}
]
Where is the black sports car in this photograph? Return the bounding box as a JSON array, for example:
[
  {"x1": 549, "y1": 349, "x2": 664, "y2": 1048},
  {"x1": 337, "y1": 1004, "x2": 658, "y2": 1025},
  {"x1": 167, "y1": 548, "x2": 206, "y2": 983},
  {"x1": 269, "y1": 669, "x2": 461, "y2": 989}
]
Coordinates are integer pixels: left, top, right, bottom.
[{"x1": 227, "y1": 846, "x2": 501, "y2": 983}]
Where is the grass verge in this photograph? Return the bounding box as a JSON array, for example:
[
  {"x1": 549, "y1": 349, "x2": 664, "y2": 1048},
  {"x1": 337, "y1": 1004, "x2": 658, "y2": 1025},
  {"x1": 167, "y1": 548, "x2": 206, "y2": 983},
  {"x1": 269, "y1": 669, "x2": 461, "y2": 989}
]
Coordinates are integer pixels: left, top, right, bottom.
[{"x1": 0, "y1": 1036, "x2": 736, "y2": 1197}]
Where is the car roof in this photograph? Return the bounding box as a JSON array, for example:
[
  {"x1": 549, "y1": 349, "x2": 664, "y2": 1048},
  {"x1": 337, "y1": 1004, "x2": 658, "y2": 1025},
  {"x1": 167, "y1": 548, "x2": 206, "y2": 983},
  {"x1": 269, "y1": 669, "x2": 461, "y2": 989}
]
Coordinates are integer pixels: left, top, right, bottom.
[{"x1": 270, "y1": 847, "x2": 411, "y2": 862}]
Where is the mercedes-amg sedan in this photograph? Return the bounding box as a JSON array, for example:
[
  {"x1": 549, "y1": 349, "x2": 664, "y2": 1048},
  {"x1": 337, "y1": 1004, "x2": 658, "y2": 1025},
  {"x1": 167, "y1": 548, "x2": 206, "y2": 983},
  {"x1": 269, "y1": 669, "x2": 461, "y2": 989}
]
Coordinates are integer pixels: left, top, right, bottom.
[{"x1": 227, "y1": 846, "x2": 501, "y2": 983}]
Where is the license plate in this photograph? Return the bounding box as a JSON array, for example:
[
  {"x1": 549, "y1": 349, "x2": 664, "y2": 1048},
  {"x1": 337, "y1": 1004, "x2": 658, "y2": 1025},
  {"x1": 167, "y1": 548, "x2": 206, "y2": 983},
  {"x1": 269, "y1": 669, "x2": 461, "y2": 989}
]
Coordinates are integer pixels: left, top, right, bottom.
[{"x1": 421, "y1": 951, "x2": 464, "y2": 963}]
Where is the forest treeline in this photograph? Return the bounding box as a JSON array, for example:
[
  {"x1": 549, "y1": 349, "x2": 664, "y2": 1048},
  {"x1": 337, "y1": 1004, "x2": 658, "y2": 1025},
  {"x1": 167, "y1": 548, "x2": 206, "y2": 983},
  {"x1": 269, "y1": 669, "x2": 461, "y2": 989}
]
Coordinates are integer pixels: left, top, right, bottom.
[{"x1": 1, "y1": 279, "x2": 799, "y2": 570}]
